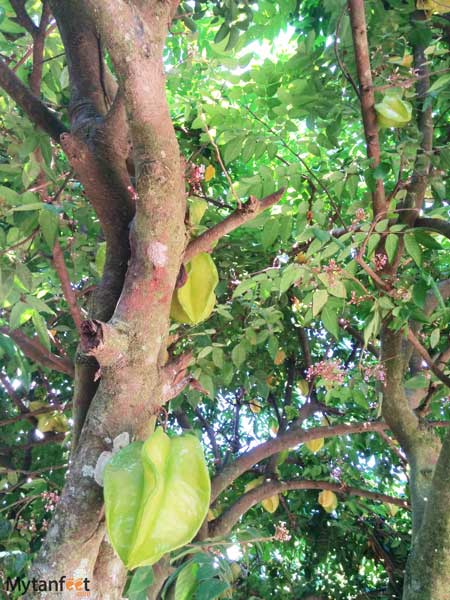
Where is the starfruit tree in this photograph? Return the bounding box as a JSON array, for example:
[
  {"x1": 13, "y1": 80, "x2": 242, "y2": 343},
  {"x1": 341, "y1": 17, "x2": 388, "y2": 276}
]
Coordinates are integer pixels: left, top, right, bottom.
[{"x1": 0, "y1": 0, "x2": 449, "y2": 599}]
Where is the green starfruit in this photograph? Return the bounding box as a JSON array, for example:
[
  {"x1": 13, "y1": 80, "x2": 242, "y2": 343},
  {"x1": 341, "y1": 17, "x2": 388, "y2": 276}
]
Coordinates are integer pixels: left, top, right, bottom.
[
  {"x1": 103, "y1": 428, "x2": 211, "y2": 570},
  {"x1": 375, "y1": 94, "x2": 412, "y2": 128},
  {"x1": 170, "y1": 252, "x2": 219, "y2": 325}
]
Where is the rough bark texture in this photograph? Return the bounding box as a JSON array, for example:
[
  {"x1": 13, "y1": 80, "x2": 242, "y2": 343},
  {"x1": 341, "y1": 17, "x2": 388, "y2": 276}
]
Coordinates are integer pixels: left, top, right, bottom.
[{"x1": 28, "y1": 1, "x2": 184, "y2": 597}]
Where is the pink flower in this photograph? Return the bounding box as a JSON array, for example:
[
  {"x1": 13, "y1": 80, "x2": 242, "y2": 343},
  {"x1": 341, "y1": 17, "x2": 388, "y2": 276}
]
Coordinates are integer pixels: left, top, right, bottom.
[
  {"x1": 306, "y1": 359, "x2": 345, "y2": 385},
  {"x1": 374, "y1": 253, "x2": 387, "y2": 271}
]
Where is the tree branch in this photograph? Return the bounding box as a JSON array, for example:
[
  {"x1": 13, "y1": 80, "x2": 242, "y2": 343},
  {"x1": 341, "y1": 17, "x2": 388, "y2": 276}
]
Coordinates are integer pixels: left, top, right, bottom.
[
  {"x1": 211, "y1": 420, "x2": 387, "y2": 502},
  {"x1": 348, "y1": 0, "x2": 385, "y2": 216},
  {"x1": 0, "y1": 59, "x2": 67, "y2": 142},
  {"x1": 210, "y1": 479, "x2": 409, "y2": 537},
  {"x1": 184, "y1": 189, "x2": 285, "y2": 261},
  {"x1": 407, "y1": 329, "x2": 450, "y2": 388},
  {"x1": 52, "y1": 240, "x2": 84, "y2": 335},
  {"x1": 414, "y1": 217, "x2": 450, "y2": 241},
  {"x1": 0, "y1": 328, "x2": 74, "y2": 377}
]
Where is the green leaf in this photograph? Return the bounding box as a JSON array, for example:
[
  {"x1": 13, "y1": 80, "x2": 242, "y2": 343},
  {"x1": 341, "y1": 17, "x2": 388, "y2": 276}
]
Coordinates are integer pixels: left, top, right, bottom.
[
  {"x1": 196, "y1": 579, "x2": 230, "y2": 600},
  {"x1": 231, "y1": 343, "x2": 246, "y2": 368},
  {"x1": 225, "y1": 27, "x2": 240, "y2": 52},
  {"x1": 328, "y1": 280, "x2": 346, "y2": 299},
  {"x1": 222, "y1": 136, "x2": 245, "y2": 164},
  {"x1": 127, "y1": 567, "x2": 154, "y2": 600},
  {"x1": 428, "y1": 73, "x2": 450, "y2": 93},
  {"x1": 413, "y1": 229, "x2": 442, "y2": 250},
  {"x1": 404, "y1": 374, "x2": 429, "y2": 390},
  {"x1": 366, "y1": 233, "x2": 381, "y2": 257},
  {"x1": 9, "y1": 302, "x2": 33, "y2": 330},
  {"x1": 404, "y1": 234, "x2": 422, "y2": 267},
  {"x1": 385, "y1": 233, "x2": 399, "y2": 264},
  {"x1": 174, "y1": 562, "x2": 199, "y2": 600},
  {"x1": 31, "y1": 311, "x2": 50, "y2": 351},
  {"x1": 214, "y1": 22, "x2": 230, "y2": 44},
  {"x1": 430, "y1": 328, "x2": 440, "y2": 349},
  {"x1": 39, "y1": 207, "x2": 59, "y2": 249},
  {"x1": 22, "y1": 157, "x2": 41, "y2": 188},
  {"x1": 261, "y1": 219, "x2": 280, "y2": 249},
  {"x1": 312, "y1": 289, "x2": 328, "y2": 317},
  {"x1": 321, "y1": 303, "x2": 339, "y2": 338}
]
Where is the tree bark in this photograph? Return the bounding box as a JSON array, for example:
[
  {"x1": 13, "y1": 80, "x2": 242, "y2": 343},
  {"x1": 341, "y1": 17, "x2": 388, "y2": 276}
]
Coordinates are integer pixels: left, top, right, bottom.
[{"x1": 27, "y1": 1, "x2": 184, "y2": 597}]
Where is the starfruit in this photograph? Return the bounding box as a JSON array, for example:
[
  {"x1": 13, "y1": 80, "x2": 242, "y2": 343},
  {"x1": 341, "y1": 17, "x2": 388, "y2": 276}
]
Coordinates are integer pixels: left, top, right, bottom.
[
  {"x1": 103, "y1": 428, "x2": 211, "y2": 570},
  {"x1": 188, "y1": 198, "x2": 208, "y2": 226},
  {"x1": 204, "y1": 165, "x2": 216, "y2": 182},
  {"x1": 29, "y1": 401, "x2": 69, "y2": 433},
  {"x1": 375, "y1": 94, "x2": 412, "y2": 129},
  {"x1": 318, "y1": 490, "x2": 338, "y2": 513},
  {"x1": 417, "y1": 0, "x2": 450, "y2": 14},
  {"x1": 274, "y1": 350, "x2": 286, "y2": 366},
  {"x1": 261, "y1": 494, "x2": 279, "y2": 513},
  {"x1": 170, "y1": 253, "x2": 219, "y2": 325},
  {"x1": 305, "y1": 438, "x2": 324, "y2": 453}
]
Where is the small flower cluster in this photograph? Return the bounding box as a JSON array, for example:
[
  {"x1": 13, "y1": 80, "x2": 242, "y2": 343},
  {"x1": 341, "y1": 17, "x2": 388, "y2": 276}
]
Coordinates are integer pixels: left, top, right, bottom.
[
  {"x1": 187, "y1": 163, "x2": 205, "y2": 193},
  {"x1": 348, "y1": 291, "x2": 371, "y2": 305},
  {"x1": 41, "y1": 491, "x2": 60, "y2": 512},
  {"x1": 374, "y1": 253, "x2": 387, "y2": 271},
  {"x1": 274, "y1": 521, "x2": 291, "y2": 542},
  {"x1": 306, "y1": 359, "x2": 345, "y2": 385},
  {"x1": 362, "y1": 363, "x2": 386, "y2": 383},
  {"x1": 17, "y1": 517, "x2": 37, "y2": 533},
  {"x1": 354, "y1": 208, "x2": 366, "y2": 222},
  {"x1": 331, "y1": 466, "x2": 342, "y2": 481}
]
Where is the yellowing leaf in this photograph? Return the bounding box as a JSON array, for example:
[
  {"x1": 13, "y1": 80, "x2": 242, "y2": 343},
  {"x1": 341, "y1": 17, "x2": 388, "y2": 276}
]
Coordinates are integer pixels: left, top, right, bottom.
[
  {"x1": 318, "y1": 490, "x2": 338, "y2": 513},
  {"x1": 261, "y1": 494, "x2": 279, "y2": 513},
  {"x1": 274, "y1": 350, "x2": 286, "y2": 366},
  {"x1": 204, "y1": 164, "x2": 216, "y2": 182},
  {"x1": 305, "y1": 438, "x2": 324, "y2": 453},
  {"x1": 170, "y1": 253, "x2": 219, "y2": 325}
]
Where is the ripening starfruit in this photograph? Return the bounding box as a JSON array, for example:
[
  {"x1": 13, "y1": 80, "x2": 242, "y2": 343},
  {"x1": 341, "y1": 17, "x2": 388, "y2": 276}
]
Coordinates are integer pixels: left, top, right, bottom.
[
  {"x1": 375, "y1": 94, "x2": 412, "y2": 128},
  {"x1": 29, "y1": 401, "x2": 69, "y2": 433},
  {"x1": 305, "y1": 438, "x2": 324, "y2": 453},
  {"x1": 261, "y1": 494, "x2": 280, "y2": 514},
  {"x1": 170, "y1": 252, "x2": 219, "y2": 325},
  {"x1": 417, "y1": 0, "x2": 450, "y2": 14},
  {"x1": 103, "y1": 428, "x2": 211, "y2": 570},
  {"x1": 318, "y1": 490, "x2": 338, "y2": 513}
]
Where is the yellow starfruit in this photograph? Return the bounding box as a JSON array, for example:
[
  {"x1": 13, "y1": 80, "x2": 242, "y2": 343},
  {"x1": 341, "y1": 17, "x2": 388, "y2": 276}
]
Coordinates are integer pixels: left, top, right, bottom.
[
  {"x1": 170, "y1": 253, "x2": 219, "y2": 325},
  {"x1": 274, "y1": 350, "x2": 286, "y2": 366},
  {"x1": 375, "y1": 94, "x2": 412, "y2": 128},
  {"x1": 261, "y1": 494, "x2": 279, "y2": 513},
  {"x1": 417, "y1": 0, "x2": 450, "y2": 14},
  {"x1": 305, "y1": 438, "x2": 324, "y2": 453},
  {"x1": 188, "y1": 198, "x2": 208, "y2": 226},
  {"x1": 318, "y1": 490, "x2": 338, "y2": 513},
  {"x1": 103, "y1": 428, "x2": 211, "y2": 570},
  {"x1": 204, "y1": 164, "x2": 216, "y2": 182},
  {"x1": 29, "y1": 401, "x2": 69, "y2": 433}
]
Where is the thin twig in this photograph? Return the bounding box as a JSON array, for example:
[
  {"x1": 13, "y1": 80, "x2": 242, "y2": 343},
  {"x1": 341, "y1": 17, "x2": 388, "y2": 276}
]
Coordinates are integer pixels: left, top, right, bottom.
[{"x1": 200, "y1": 113, "x2": 242, "y2": 208}]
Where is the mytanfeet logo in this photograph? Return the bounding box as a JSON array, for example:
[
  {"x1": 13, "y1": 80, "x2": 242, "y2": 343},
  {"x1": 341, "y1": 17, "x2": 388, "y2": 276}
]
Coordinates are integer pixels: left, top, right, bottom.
[{"x1": 5, "y1": 575, "x2": 90, "y2": 596}]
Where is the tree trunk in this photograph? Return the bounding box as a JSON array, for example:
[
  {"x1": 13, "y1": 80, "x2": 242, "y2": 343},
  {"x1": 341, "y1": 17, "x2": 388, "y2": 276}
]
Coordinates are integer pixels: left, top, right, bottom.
[{"x1": 27, "y1": 1, "x2": 185, "y2": 597}]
